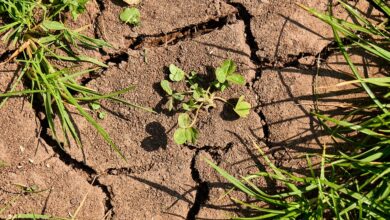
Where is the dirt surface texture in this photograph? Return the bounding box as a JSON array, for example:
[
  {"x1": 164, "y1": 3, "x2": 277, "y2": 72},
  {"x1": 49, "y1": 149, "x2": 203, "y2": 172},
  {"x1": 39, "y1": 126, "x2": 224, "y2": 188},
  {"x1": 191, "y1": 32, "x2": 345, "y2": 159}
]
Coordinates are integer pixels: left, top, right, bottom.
[{"x1": 0, "y1": 0, "x2": 384, "y2": 219}]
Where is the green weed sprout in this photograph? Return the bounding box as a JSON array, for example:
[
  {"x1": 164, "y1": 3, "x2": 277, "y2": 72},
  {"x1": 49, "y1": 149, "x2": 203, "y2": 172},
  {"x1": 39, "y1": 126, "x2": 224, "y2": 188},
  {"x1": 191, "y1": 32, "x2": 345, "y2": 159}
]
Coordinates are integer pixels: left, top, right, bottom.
[
  {"x1": 120, "y1": 7, "x2": 141, "y2": 26},
  {"x1": 0, "y1": 0, "x2": 151, "y2": 160},
  {"x1": 207, "y1": 1, "x2": 390, "y2": 219},
  {"x1": 160, "y1": 59, "x2": 251, "y2": 145}
]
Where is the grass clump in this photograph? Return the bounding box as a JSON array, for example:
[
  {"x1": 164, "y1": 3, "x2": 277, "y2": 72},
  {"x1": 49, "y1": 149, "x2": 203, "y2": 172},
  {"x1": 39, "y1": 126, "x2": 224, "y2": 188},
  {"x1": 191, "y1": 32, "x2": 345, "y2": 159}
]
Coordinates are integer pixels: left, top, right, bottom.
[
  {"x1": 0, "y1": 0, "x2": 150, "y2": 160},
  {"x1": 160, "y1": 59, "x2": 251, "y2": 145},
  {"x1": 207, "y1": 0, "x2": 390, "y2": 219}
]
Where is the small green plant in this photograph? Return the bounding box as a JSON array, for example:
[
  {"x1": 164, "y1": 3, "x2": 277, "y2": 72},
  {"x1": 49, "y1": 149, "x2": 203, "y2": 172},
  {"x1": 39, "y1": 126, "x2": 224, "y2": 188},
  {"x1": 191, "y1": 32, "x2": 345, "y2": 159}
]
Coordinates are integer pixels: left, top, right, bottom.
[
  {"x1": 120, "y1": 7, "x2": 141, "y2": 26},
  {"x1": 0, "y1": 0, "x2": 151, "y2": 160},
  {"x1": 160, "y1": 59, "x2": 251, "y2": 144}
]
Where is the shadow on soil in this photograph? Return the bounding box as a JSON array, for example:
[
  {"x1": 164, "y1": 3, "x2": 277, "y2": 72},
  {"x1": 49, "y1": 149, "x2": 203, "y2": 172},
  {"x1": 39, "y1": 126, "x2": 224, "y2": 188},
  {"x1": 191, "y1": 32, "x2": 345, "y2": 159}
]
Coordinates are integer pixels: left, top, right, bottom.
[
  {"x1": 128, "y1": 174, "x2": 260, "y2": 220},
  {"x1": 141, "y1": 122, "x2": 168, "y2": 151},
  {"x1": 258, "y1": 48, "x2": 389, "y2": 173}
]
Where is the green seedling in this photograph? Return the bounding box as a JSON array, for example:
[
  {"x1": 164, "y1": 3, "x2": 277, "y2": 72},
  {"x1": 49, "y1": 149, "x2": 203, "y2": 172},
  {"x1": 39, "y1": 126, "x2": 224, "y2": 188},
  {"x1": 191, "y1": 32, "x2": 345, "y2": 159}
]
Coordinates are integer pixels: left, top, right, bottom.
[
  {"x1": 120, "y1": 7, "x2": 141, "y2": 25},
  {"x1": 0, "y1": 0, "x2": 151, "y2": 160},
  {"x1": 160, "y1": 60, "x2": 251, "y2": 145},
  {"x1": 98, "y1": 111, "x2": 106, "y2": 119},
  {"x1": 89, "y1": 102, "x2": 106, "y2": 119}
]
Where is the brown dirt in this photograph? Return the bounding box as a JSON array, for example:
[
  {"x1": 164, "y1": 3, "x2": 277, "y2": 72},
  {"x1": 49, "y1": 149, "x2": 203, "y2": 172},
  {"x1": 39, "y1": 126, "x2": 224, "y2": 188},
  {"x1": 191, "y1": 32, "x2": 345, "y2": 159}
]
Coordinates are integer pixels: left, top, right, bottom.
[
  {"x1": 0, "y1": 64, "x2": 105, "y2": 219},
  {"x1": 96, "y1": 0, "x2": 237, "y2": 52},
  {"x1": 1, "y1": 0, "x2": 385, "y2": 219}
]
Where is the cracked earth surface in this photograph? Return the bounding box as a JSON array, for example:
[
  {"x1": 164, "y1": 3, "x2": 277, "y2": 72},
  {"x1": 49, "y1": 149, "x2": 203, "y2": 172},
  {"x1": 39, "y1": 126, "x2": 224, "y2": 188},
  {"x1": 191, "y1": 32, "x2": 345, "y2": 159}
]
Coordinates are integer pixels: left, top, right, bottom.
[{"x1": 0, "y1": 0, "x2": 386, "y2": 219}]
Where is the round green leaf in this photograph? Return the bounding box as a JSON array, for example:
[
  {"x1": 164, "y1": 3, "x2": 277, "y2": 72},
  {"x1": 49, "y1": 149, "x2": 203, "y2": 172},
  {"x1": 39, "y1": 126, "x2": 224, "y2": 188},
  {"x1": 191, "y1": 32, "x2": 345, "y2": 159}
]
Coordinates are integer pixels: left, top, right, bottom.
[
  {"x1": 227, "y1": 74, "x2": 245, "y2": 85},
  {"x1": 120, "y1": 7, "x2": 141, "y2": 25},
  {"x1": 160, "y1": 80, "x2": 172, "y2": 95},
  {"x1": 178, "y1": 113, "x2": 191, "y2": 128},
  {"x1": 169, "y1": 64, "x2": 185, "y2": 81},
  {"x1": 174, "y1": 128, "x2": 187, "y2": 144},
  {"x1": 90, "y1": 102, "x2": 101, "y2": 110},
  {"x1": 98, "y1": 112, "x2": 106, "y2": 119},
  {"x1": 224, "y1": 59, "x2": 237, "y2": 75},
  {"x1": 234, "y1": 96, "x2": 251, "y2": 117},
  {"x1": 183, "y1": 103, "x2": 190, "y2": 111},
  {"x1": 216, "y1": 67, "x2": 227, "y2": 83},
  {"x1": 216, "y1": 59, "x2": 237, "y2": 83},
  {"x1": 185, "y1": 127, "x2": 199, "y2": 144}
]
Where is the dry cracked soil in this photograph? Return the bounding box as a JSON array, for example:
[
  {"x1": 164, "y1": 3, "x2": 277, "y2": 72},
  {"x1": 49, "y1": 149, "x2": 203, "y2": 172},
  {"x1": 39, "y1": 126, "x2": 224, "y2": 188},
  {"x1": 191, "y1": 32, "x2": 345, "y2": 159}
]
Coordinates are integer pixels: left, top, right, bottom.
[{"x1": 0, "y1": 0, "x2": 387, "y2": 219}]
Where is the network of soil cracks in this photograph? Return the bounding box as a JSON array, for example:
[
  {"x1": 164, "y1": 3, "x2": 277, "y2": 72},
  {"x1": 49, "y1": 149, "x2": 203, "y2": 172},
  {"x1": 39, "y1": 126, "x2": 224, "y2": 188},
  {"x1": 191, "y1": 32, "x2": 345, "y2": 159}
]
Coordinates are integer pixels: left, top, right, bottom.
[{"x1": 0, "y1": 0, "x2": 387, "y2": 219}]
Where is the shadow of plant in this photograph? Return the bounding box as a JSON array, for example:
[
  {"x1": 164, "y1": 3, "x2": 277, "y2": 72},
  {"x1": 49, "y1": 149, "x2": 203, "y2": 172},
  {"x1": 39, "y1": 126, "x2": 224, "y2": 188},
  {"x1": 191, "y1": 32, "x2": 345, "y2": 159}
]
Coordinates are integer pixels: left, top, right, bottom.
[{"x1": 141, "y1": 122, "x2": 168, "y2": 151}]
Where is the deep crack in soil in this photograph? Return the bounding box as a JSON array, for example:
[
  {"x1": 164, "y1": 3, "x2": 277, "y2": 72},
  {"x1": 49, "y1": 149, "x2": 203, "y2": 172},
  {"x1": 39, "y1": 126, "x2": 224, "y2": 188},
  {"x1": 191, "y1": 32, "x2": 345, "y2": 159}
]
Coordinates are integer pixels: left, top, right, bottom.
[
  {"x1": 257, "y1": 111, "x2": 270, "y2": 145},
  {"x1": 225, "y1": 2, "x2": 271, "y2": 148},
  {"x1": 261, "y1": 38, "x2": 350, "y2": 70},
  {"x1": 185, "y1": 143, "x2": 234, "y2": 219},
  {"x1": 128, "y1": 14, "x2": 237, "y2": 50},
  {"x1": 227, "y1": 2, "x2": 262, "y2": 82},
  {"x1": 186, "y1": 149, "x2": 210, "y2": 220},
  {"x1": 106, "y1": 167, "x2": 133, "y2": 176}
]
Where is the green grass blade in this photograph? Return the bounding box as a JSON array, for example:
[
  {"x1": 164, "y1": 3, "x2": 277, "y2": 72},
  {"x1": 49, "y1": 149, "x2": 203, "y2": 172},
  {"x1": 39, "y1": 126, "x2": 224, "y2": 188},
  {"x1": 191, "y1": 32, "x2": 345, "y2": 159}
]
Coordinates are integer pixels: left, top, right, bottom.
[
  {"x1": 330, "y1": 16, "x2": 388, "y2": 113},
  {"x1": 371, "y1": 0, "x2": 390, "y2": 17},
  {"x1": 315, "y1": 113, "x2": 384, "y2": 137},
  {"x1": 60, "y1": 84, "x2": 126, "y2": 161}
]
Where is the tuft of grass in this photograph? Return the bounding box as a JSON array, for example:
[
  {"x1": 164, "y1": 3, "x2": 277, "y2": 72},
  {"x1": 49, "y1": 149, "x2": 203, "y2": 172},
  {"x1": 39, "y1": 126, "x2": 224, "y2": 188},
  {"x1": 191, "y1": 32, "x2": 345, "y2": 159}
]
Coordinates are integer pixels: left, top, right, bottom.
[
  {"x1": 0, "y1": 0, "x2": 152, "y2": 160},
  {"x1": 207, "y1": 1, "x2": 390, "y2": 219}
]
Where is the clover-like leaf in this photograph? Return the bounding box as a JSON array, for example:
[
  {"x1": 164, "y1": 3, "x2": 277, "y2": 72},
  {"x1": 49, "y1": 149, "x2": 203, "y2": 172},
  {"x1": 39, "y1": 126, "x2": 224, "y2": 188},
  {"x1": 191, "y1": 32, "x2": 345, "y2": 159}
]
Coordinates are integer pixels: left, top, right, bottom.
[
  {"x1": 160, "y1": 80, "x2": 173, "y2": 95},
  {"x1": 234, "y1": 96, "x2": 251, "y2": 117},
  {"x1": 215, "y1": 67, "x2": 227, "y2": 83},
  {"x1": 225, "y1": 59, "x2": 237, "y2": 75},
  {"x1": 169, "y1": 64, "x2": 185, "y2": 81},
  {"x1": 120, "y1": 7, "x2": 141, "y2": 25},
  {"x1": 98, "y1": 112, "x2": 106, "y2": 119},
  {"x1": 227, "y1": 74, "x2": 245, "y2": 85},
  {"x1": 185, "y1": 127, "x2": 199, "y2": 144},
  {"x1": 174, "y1": 128, "x2": 187, "y2": 144},
  {"x1": 193, "y1": 88, "x2": 202, "y2": 100},
  {"x1": 183, "y1": 103, "x2": 190, "y2": 111},
  {"x1": 178, "y1": 113, "x2": 191, "y2": 128},
  {"x1": 90, "y1": 102, "x2": 101, "y2": 110},
  {"x1": 216, "y1": 59, "x2": 236, "y2": 83},
  {"x1": 172, "y1": 93, "x2": 184, "y2": 101}
]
